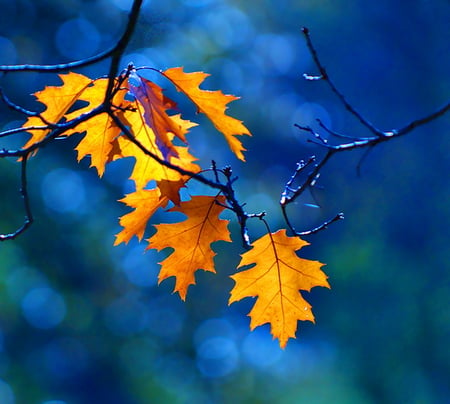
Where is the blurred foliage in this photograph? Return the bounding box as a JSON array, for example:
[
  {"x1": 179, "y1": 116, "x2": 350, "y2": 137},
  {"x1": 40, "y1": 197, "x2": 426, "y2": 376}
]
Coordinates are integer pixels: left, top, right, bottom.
[{"x1": 0, "y1": 0, "x2": 449, "y2": 403}]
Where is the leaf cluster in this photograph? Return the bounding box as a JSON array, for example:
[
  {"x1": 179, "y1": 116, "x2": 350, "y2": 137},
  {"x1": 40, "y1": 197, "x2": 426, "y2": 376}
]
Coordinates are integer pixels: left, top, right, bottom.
[{"x1": 1, "y1": 1, "x2": 448, "y2": 349}]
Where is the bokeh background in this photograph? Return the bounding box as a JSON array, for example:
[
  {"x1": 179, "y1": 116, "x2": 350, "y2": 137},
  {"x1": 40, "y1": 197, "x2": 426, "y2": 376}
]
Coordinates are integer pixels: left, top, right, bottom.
[{"x1": 0, "y1": 0, "x2": 449, "y2": 403}]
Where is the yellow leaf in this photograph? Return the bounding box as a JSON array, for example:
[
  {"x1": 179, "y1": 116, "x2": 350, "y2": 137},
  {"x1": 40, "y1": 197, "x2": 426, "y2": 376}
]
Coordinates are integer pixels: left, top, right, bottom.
[
  {"x1": 147, "y1": 195, "x2": 231, "y2": 300},
  {"x1": 156, "y1": 178, "x2": 188, "y2": 205},
  {"x1": 22, "y1": 72, "x2": 95, "y2": 150},
  {"x1": 114, "y1": 188, "x2": 169, "y2": 246},
  {"x1": 229, "y1": 229, "x2": 329, "y2": 348},
  {"x1": 128, "y1": 72, "x2": 189, "y2": 159},
  {"x1": 118, "y1": 103, "x2": 200, "y2": 189},
  {"x1": 67, "y1": 77, "x2": 131, "y2": 177},
  {"x1": 161, "y1": 67, "x2": 251, "y2": 161}
]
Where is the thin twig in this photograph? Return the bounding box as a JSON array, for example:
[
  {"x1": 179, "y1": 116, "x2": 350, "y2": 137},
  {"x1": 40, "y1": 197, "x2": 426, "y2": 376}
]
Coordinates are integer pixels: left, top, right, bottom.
[
  {"x1": 0, "y1": 152, "x2": 33, "y2": 241},
  {"x1": 0, "y1": 126, "x2": 50, "y2": 138},
  {"x1": 0, "y1": 105, "x2": 106, "y2": 158},
  {"x1": 104, "y1": 1, "x2": 143, "y2": 102},
  {"x1": 316, "y1": 119, "x2": 366, "y2": 140},
  {"x1": 0, "y1": 0, "x2": 144, "y2": 74},
  {"x1": 395, "y1": 101, "x2": 450, "y2": 136},
  {"x1": 280, "y1": 150, "x2": 335, "y2": 236},
  {"x1": 0, "y1": 88, "x2": 68, "y2": 129},
  {"x1": 301, "y1": 27, "x2": 384, "y2": 137},
  {"x1": 297, "y1": 213, "x2": 344, "y2": 236},
  {"x1": 280, "y1": 156, "x2": 315, "y2": 205},
  {"x1": 283, "y1": 28, "x2": 450, "y2": 238}
]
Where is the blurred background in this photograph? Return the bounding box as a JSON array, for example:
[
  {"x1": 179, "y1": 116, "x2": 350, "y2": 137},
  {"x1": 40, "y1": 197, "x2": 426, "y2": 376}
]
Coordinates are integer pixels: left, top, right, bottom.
[{"x1": 0, "y1": 0, "x2": 449, "y2": 403}]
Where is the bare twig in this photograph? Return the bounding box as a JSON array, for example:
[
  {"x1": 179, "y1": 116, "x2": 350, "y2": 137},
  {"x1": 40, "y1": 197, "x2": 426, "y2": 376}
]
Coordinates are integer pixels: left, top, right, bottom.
[
  {"x1": 0, "y1": 152, "x2": 33, "y2": 241},
  {"x1": 301, "y1": 27, "x2": 384, "y2": 137},
  {"x1": 282, "y1": 27, "x2": 450, "y2": 238},
  {"x1": 0, "y1": 88, "x2": 68, "y2": 129},
  {"x1": 0, "y1": 104, "x2": 106, "y2": 158},
  {"x1": 395, "y1": 102, "x2": 450, "y2": 136},
  {"x1": 297, "y1": 213, "x2": 344, "y2": 236},
  {"x1": 104, "y1": 1, "x2": 143, "y2": 102},
  {"x1": 0, "y1": 0, "x2": 144, "y2": 74}
]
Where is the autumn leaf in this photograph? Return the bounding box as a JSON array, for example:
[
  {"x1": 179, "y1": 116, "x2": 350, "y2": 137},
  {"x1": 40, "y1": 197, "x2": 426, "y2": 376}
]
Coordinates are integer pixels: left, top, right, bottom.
[
  {"x1": 66, "y1": 77, "x2": 130, "y2": 177},
  {"x1": 117, "y1": 103, "x2": 200, "y2": 190},
  {"x1": 147, "y1": 195, "x2": 231, "y2": 300},
  {"x1": 156, "y1": 178, "x2": 188, "y2": 205},
  {"x1": 128, "y1": 70, "x2": 188, "y2": 160},
  {"x1": 229, "y1": 229, "x2": 329, "y2": 348},
  {"x1": 161, "y1": 67, "x2": 251, "y2": 161},
  {"x1": 114, "y1": 188, "x2": 169, "y2": 246},
  {"x1": 22, "y1": 72, "x2": 96, "y2": 150},
  {"x1": 21, "y1": 73, "x2": 130, "y2": 177}
]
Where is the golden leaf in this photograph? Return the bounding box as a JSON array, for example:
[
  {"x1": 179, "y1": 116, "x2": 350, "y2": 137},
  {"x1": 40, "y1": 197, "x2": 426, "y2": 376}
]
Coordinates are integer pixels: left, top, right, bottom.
[
  {"x1": 147, "y1": 195, "x2": 231, "y2": 300},
  {"x1": 161, "y1": 67, "x2": 251, "y2": 161},
  {"x1": 229, "y1": 229, "x2": 329, "y2": 348}
]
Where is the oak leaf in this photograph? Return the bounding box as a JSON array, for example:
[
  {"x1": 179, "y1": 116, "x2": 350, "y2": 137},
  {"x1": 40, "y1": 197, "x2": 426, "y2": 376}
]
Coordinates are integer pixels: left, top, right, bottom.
[
  {"x1": 161, "y1": 67, "x2": 251, "y2": 161},
  {"x1": 117, "y1": 103, "x2": 200, "y2": 190},
  {"x1": 229, "y1": 229, "x2": 329, "y2": 348},
  {"x1": 156, "y1": 178, "x2": 188, "y2": 205},
  {"x1": 22, "y1": 72, "x2": 96, "y2": 150},
  {"x1": 114, "y1": 188, "x2": 169, "y2": 246},
  {"x1": 21, "y1": 73, "x2": 129, "y2": 177},
  {"x1": 65, "y1": 77, "x2": 130, "y2": 177},
  {"x1": 147, "y1": 195, "x2": 231, "y2": 300},
  {"x1": 128, "y1": 71, "x2": 187, "y2": 160}
]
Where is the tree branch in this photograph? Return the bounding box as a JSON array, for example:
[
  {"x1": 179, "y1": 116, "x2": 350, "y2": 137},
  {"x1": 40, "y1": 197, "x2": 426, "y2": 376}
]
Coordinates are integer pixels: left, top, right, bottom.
[
  {"x1": 0, "y1": 152, "x2": 33, "y2": 241},
  {"x1": 282, "y1": 27, "x2": 450, "y2": 237},
  {"x1": 301, "y1": 27, "x2": 384, "y2": 137},
  {"x1": 0, "y1": 0, "x2": 143, "y2": 74}
]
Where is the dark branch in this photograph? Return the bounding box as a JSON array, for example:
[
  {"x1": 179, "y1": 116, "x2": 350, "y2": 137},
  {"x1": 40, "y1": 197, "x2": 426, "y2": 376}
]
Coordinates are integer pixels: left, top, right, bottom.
[
  {"x1": 104, "y1": 1, "x2": 143, "y2": 101},
  {"x1": 0, "y1": 88, "x2": 68, "y2": 129},
  {"x1": 0, "y1": 152, "x2": 33, "y2": 241},
  {"x1": 301, "y1": 27, "x2": 384, "y2": 137},
  {"x1": 297, "y1": 213, "x2": 344, "y2": 236},
  {"x1": 282, "y1": 28, "x2": 450, "y2": 238},
  {"x1": 0, "y1": 0, "x2": 143, "y2": 73},
  {"x1": 0, "y1": 104, "x2": 106, "y2": 158},
  {"x1": 396, "y1": 101, "x2": 450, "y2": 136}
]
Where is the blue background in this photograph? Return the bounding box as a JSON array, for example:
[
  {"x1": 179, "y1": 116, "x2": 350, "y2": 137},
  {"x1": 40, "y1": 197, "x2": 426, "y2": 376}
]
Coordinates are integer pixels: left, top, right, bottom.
[{"x1": 0, "y1": 0, "x2": 449, "y2": 403}]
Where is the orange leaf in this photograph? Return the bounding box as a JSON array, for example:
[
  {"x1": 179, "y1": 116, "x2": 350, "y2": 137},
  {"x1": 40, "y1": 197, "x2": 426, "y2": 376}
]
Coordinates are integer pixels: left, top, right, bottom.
[
  {"x1": 128, "y1": 71, "x2": 187, "y2": 159},
  {"x1": 161, "y1": 67, "x2": 251, "y2": 161},
  {"x1": 229, "y1": 229, "x2": 329, "y2": 348},
  {"x1": 117, "y1": 104, "x2": 200, "y2": 189},
  {"x1": 147, "y1": 195, "x2": 231, "y2": 300},
  {"x1": 114, "y1": 188, "x2": 169, "y2": 246},
  {"x1": 66, "y1": 77, "x2": 131, "y2": 177},
  {"x1": 22, "y1": 72, "x2": 95, "y2": 150},
  {"x1": 156, "y1": 178, "x2": 187, "y2": 205}
]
